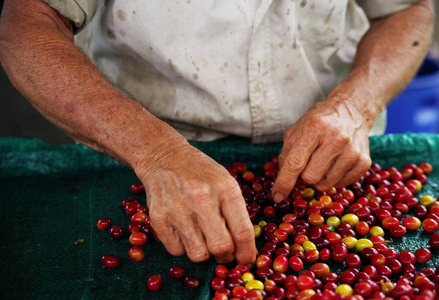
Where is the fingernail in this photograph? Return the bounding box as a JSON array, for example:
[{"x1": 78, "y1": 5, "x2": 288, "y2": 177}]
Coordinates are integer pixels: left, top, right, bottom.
[
  {"x1": 273, "y1": 192, "x2": 285, "y2": 203},
  {"x1": 246, "y1": 263, "x2": 254, "y2": 270}
]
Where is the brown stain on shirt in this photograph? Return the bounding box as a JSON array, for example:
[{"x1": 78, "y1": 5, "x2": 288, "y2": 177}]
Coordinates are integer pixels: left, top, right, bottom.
[
  {"x1": 117, "y1": 9, "x2": 127, "y2": 21},
  {"x1": 324, "y1": 6, "x2": 335, "y2": 24}
]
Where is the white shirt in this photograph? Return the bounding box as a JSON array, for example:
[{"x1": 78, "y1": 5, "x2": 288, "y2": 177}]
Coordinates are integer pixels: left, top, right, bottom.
[{"x1": 44, "y1": 0, "x2": 417, "y2": 143}]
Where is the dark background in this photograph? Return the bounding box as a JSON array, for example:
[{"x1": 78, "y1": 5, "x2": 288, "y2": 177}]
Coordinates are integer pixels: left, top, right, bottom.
[{"x1": 0, "y1": 1, "x2": 438, "y2": 146}]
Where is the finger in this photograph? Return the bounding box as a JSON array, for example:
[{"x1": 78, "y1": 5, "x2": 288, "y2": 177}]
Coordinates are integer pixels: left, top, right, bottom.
[
  {"x1": 300, "y1": 146, "x2": 340, "y2": 187},
  {"x1": 300, "y1": 135, "x2": 351, "y2": 187},
  {"x1": 315, "y1": 149, "x2": 370, "y2": 191},
  {"x1": 171, "y1": 209, "x2": 210, "y2": 263},
  {"x1": 196, "y1": 209, "x2": 235, "y2": 264},
  {"x1": 313, "y1": 156, "x2": 350, "y2": 192},
  {"x1": 333, "y1": 153, "x2": 371, "y2": 189},
  {"x1": 149, "y1": 214, "x2": 185, "y2": 257},
  {"x1": 272, "y1": 137, "x2": 319, "y2": 202},
  {"x1": 324, "y1": 134, "x2": 371, "y2": 190},
  {"x1": 221, "y1": 187, "x2": 257, "y2": 266},
  {"x1": 277, "y1": 128, "x2": 298, "y2": 170},
  {"x1": 191, "y1": 179, "x2": 235, "y2": 263}
]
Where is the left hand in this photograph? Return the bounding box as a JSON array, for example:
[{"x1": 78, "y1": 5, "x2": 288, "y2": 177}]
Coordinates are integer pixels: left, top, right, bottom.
[{"x1": 271, "y1": 95, "x2": 372, "y2": 202}]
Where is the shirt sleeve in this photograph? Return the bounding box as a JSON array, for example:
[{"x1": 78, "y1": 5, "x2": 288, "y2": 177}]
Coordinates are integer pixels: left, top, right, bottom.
[
  {"x1": 356, "y1": 0, "x2": 419, "y2": 19},
  {"x1": 42, "y1": 0, "x2": 97, "y2": 31}
]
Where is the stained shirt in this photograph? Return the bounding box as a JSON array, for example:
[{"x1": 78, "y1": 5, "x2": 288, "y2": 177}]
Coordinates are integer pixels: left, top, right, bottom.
[{"x1": 43, "y1": 0, "x2": 418, "y2": 143}]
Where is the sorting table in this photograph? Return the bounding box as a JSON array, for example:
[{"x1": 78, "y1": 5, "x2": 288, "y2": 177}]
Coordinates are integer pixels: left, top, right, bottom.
[{"x1": 1, "y1": 134, "x2": 439, "y2": 299}]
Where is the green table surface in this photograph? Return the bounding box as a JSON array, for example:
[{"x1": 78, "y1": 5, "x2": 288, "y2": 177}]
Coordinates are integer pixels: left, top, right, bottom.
[{"x1": 1, "y1": 134, "x2": 439, "y2": 300}]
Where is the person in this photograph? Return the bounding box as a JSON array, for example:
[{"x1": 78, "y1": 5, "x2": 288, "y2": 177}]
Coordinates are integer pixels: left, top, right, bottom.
[{"x1": 0, "y1": 0, "x2": 434, "y2": 267}]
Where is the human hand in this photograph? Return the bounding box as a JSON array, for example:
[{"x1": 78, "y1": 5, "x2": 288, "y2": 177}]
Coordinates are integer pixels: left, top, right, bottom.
[
  {"x1": 135, "y1": 140, "x2": 257, "y2": 266},
  {"x1": 271, "y1": 97, "x2": 373, "y2": 202}
]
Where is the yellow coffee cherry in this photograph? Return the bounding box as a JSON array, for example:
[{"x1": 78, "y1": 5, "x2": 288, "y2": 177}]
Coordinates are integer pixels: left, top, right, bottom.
[
  {"x1": 326, "y1": 216, "x2": 341, "y2": 227},
  {"x1": 356, "y1": 238, "x2": 374, "y2": 252},
  {"x1": 258, "y1": 220, "x2": 267, "y2": 228},
  {"x1": 341, "y1": 213, "x2": 360, "y2": 227},
  {"x1": 302, "y1": 240, "x2": 317, "y2": 252},
  {"x1": 245, "y1": 279, "x2": 264, "y2": 291},
  {"x1": 342, "y1": 237, "x2": 358, "y2": 249},
  {"x1": 241, "y1": 272, "x2": 255, "y2": 284},
  {"x1": 420, "y1": 195, "x2": 435, "y2": 207},
  {"x1": 303, "y1": 187, "x2": 315, "y2": 199},
  {"x1": 369, "y1": 226, "x2": 385, "y2": 237},
  {"x1": 335, "y1": 284, "x2": 353, "y2": 296},
  {"x1": 253, "y1": 225, "x2": 262, "y2": 238}
]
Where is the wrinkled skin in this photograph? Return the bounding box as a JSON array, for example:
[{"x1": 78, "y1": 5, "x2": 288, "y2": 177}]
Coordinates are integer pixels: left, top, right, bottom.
[
  {"x1": 135, "y1": 140, "x2": 257, "y2": 265},
  {"x1": 272, "y1": 98, "x2": 372, "y2": 202}
]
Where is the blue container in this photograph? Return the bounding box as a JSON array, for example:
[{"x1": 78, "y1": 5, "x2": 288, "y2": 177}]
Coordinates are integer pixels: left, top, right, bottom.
[{"x1": 385, "y1": 57, "x2": 439, "y2": 134}]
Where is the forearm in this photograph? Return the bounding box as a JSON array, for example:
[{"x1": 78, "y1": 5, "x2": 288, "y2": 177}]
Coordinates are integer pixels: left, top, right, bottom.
[
  {"x1": 0, "y1": 0, "x2": 186, "y2": 170},
  {"x1": 326, "y1": 0, "x2": 434, "y2": 129}
]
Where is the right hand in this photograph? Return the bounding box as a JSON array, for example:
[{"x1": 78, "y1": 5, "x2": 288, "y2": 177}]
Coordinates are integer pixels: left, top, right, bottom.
[{"x1": 135, "y1": 140, "x2": 257, "y2": 266}]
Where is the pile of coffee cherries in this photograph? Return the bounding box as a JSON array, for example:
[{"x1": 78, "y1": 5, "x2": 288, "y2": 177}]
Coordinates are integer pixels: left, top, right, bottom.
[
  {"x1": 97, "y1": 157, "x2": 439, "y2": 299},
  {"x1": 210, "y1": 159, "x2": 439, "y2": 300}
]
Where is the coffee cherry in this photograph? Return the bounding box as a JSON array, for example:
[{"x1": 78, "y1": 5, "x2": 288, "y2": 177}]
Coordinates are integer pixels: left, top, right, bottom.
[
  {"x1": 97, "y1": 217, "x2": 112, "y2": 230},
  {"x1": 345, "y1": 253, "x2": 361, "y2": 268},
  {"x1": 131, "y1": 183, "x2": 145, "y2": 194},
  {"x1": 128, "y1": 221, "x2": 142, "y2": 234},
  {"x1": 211, "y1": 277, "x2": 226, "y2": 291},
  {"x1": 420, "y1": 195, "x2": 436, "y2": 207},
  {"x1": 147, "y1": 275, "x2": 163, "y2": 291},
  {"x1": 419, "y1": 162, "x2": 433, "y2": 174},
  {"x1": 422, "y1": 218, "x2": 439, "y2": 233},
  {"x1": 126, "y1": 202, "x2": 141, "y2": 215},
  {"x1": 129, "y1": 232, "x2": 147, "y2": 246},
  {"x1": 128, "y1": 246, "x2": 145, "y2": 262},
  {"x1": 398, "y1": 250, "x2": 416, "y2": 264},
  {"x1": 122, "y1": 197, "x2": 138, "y2": 207},
  {"x1": 232, "y1": 286, "x2": 248, "y2": 298},
  {"x1": 297, "y1": 274, "x2": 314, "y2": 290},
  {"x1": 184, "y1": 276, "x2": 199, "y2": 288},
  {"x1": 212, "y1": 293, "x2": 228, "y2": 300},
  {"x1": 335, "y1": 283, "x2": 353, "y2": 296},
  {"x1": 244, "y1": 289, "x2": 263, "y2": 300},
  {"x1": 101, "y1": 254, "x2": 119, "y2": 269},
  {"x1": 402, "y1": 216, "x2": 421, "y2": 230},
  {"x1": 429, "y1": 234, "x2": 439, "y2": 249},
  {"x1": 415, "y1": 248, "x2": 432, "y2": 264},
  {"x1": 131, "y1": 212, "x2": 147, "y2": 223},
  {"x1": 331, "y1": 242, "x2": 347, "y2": 263},
  {"x1": 389, "y1": 224, "x2": 407, "y2": 238},
  {"x1": 273, "y1": 255, "x2": 288, "y2": 273},
  {"x1": 369, "y1": 226, "x2": 385, "y2": 237},
  {"x1": 289, "y1": 256, "x2": 304, "y2": 272},
  {"x1": 245, "y1": 279, "x2": 264, "y2": 291},
  {"x1": 110, "y1": 226, "x2": 124, "y2": 240},
  {"x1": 168, "y1": 265, "x2": 185, "y2": 279},
  {"x1": 241, "y1": 272, "x2": 255, "y2": 284}
]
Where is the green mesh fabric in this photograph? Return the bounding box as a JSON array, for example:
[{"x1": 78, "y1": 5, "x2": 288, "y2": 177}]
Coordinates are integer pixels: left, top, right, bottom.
[{"x1": 1, "y1": 133, "x2": 439, "y2": 299}]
